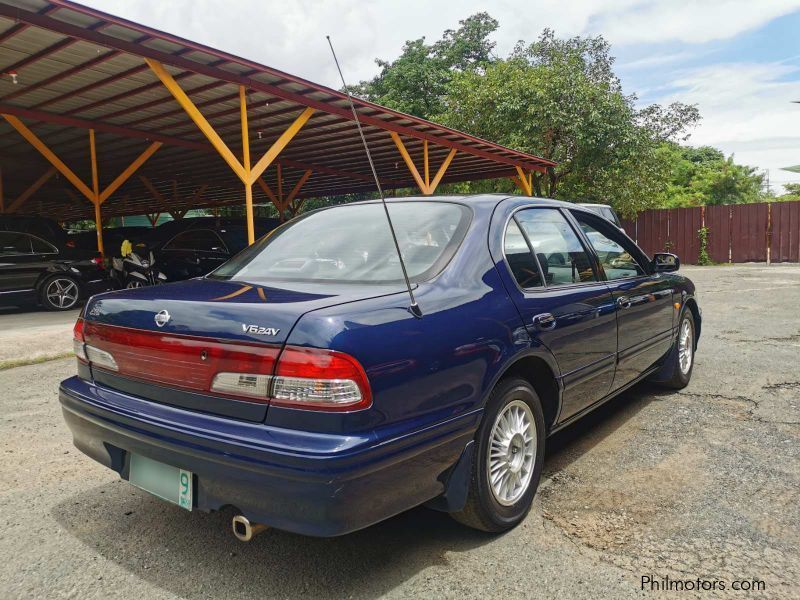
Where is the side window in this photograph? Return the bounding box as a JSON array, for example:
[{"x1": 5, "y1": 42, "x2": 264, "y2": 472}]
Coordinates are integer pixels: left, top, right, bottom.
[
  {"x1": 572, "y1": 212, "x2": 646, "y2": 280},
  {"x1": 30, "y1": 235, "x2": 58, "y2": 254},
  {"x1": 0, "y1": 232, "x2": 33, "y2": 255},
  {"x1": 165, "y1": 230, "x2": 226, "y2": 252},
  {"x1": 504, "y1": 219, "x2": 543, "y2": 289},
  {"x1": 515, "y1": 209, "x2": 598, "y2": 286}
]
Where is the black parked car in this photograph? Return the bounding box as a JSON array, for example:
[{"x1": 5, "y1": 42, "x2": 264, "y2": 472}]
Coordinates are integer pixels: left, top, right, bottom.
[
  {"x1": 0, "y1": 215, "x2": 71, "y2": 247},
  {"x1": 68, "y1": 226, "x2": 150, "y2": 253},
  {"x1": 578, "y1": 203, "x2": 623, "y2": 229},
  {"x1": 0, "y1": 230, "x2": 110, "y2": 310},
  {"x1": 122, "y1": 217, "x2": 281, "y2": 283}
]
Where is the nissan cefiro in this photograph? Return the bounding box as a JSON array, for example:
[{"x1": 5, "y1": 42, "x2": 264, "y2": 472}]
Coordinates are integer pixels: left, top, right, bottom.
[{"x1": 60, "y1": 195, "x2": 700, "y2": 538}]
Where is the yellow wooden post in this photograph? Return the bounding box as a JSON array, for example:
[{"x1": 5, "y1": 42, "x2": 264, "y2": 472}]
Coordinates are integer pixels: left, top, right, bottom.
[
  {"x1": 423, "y1": 140, "x2": 429, "y2": 190},
  {"x1": 390, "y1": 132, "x2": 427, "y2": 193},
  {"x1": 147, "y1": 59, "x2": 313, "y2": 242},
  {"x1": 277, "y1": 164, "x2": 283, "y2": 208},
  {"x1": 6, "y1": 168, "x2": 56, "y2": 214},
  {"x1": 249, "y1": 108, "x2": 315, "y2": 183},
  {"x1": 2, "y1": 114, "x2": 159, "y2": 252},
  {"x1": 256, "y1": 176, "x2": 281, "y2": 214},
  {"x1": 286, "y1": 169, "x2": 313, "y2": 216},
  {"x1": 511, "y1": 166, "x2": 533, "y2": 196},
  {"x1": 390, "y1": 132, "x2": 456, "y2": 195},
  {"x1": 240, "y1": 85, "x2": 254, "y2": 245},
  {"x1": 88, "y1": 129, "x2": 104, "y2": 256},
  {"x1": 429, "y1": 148, "x2": 457, "y2": 193}
]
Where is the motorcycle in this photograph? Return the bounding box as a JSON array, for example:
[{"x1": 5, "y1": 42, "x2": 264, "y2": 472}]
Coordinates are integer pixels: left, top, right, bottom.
[{"x1": 111, "y1": 242, "x2": 167, "y2": 289}]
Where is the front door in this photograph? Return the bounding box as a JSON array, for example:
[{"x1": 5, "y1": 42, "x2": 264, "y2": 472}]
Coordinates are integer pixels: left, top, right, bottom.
[
  {"x1": 502, "y1": 208, "x2": 618, "y2": 422},
  {"x1": 570, "y1": 210, "x2": 676, "y2": 389}
]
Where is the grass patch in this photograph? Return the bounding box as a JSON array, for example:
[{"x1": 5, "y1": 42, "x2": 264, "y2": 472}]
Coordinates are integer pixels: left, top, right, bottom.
[{"x1": 0, "y1": 352, "x2": 73, "y2": 371}]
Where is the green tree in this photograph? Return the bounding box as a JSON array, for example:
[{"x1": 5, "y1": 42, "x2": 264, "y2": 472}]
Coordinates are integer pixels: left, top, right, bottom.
[
  {"x1": 777, "y1": 182, "x2": 800, "y2": 201},
  {"x1": 659, "y1": 143, "x2": 765, "y2": 207},
  {"x1": 442, "y1": 29, "x2": 699, "y2": 216},
  {"x1": 355, "y1": 13, "x2": 498, "y2": 117}
]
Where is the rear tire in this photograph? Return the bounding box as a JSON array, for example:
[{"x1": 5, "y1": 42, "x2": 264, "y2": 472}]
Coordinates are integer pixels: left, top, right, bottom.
[
  {"x1": 660, "y1": 310, "x2": 695, "y2": 389},
  {"x1": 451, "y1": 377, "x2": 545, "y2": 532},
  {"x1": 40, "y1": 275, "x2": 81, "y2": 311}
]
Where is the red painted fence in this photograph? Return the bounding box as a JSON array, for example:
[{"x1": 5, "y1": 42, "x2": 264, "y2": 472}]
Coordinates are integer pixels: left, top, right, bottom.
[{"x1": 619, "y1": 201, "x2": 800, "y2": 264}]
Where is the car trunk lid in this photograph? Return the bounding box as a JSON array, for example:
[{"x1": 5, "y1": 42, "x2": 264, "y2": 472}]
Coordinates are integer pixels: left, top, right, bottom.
[{"x1": 81, "y1": 278, "x2": 403, "y2": 420}]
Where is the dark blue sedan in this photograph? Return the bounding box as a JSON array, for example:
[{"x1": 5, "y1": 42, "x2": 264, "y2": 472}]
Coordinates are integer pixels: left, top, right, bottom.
[{"x1": 60, "y1": 195, "x2": 700, "y2": 538}]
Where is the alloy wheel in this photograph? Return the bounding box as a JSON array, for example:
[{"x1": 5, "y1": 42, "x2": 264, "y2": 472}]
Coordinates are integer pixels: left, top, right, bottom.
[
  {"x1": 487, "y1": 399, "x2": 537, "y2": 506},
  {"x1": 46, "y1": 278, "x2": 79, "y2": 309},
  {"x1": 678, "y1": 318, "x2": 693, "y2": 375}
]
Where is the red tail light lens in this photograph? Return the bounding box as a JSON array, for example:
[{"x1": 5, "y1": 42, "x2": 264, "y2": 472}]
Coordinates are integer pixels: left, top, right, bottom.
[
  {"x1": 66, "y1": 239, "x2": 76, "y2": 248},
  {"x1": 91, "y1": 256, "x2": 105, "y2": 269},
  {"x1": 76, "y1": 322, "x2": 371, "y2": 411},
  {"x1": 271, "y1": 346, "x2": 372, "y2": 411},
  {"x1": 73, "y1": 318, "x2": 87, "y2": 362}
]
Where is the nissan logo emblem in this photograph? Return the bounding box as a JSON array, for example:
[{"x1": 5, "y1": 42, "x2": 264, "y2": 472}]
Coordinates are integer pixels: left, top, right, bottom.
[{"x1": 154, "y1": 309, "x2": 171, "y2": 328}]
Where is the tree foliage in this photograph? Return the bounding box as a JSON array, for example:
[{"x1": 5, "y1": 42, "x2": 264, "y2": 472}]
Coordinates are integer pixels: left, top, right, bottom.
[
  {"x1": 352, "y1": 14, "x2": 766, "y2": 217},
  {"x1": 658, "y1": 144, "x2": 765, "y2": 207}
]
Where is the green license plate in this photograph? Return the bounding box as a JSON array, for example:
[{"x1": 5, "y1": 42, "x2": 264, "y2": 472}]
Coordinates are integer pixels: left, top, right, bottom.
[{"x1": 129, "y1": 453, "x2": 193, "y2": 511}]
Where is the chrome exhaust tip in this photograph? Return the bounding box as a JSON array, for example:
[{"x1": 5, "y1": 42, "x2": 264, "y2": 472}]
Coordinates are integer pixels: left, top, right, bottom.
[{"x1": 232, "y1": 514, "x2": 269, "y2": 542}]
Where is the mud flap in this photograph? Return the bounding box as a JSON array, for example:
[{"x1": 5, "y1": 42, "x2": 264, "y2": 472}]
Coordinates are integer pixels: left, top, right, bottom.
[
  {"x1": 647, "y1": 335, "x2": 678, "y2": 383},
  {"x1": 425, "y1": 440, "x2": 474, "y2": 513}
]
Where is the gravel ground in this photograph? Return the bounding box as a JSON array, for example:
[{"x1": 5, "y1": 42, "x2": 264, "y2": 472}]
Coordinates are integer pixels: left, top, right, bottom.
[
  {"x1": 0, "y1": 264, "x2": 798, "y2": 599},
  {"x1": 0, "y1": 306, "x2": 79, "y2": 366}
]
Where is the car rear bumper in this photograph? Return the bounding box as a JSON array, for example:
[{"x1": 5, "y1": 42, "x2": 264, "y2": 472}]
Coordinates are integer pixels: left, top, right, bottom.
[{"x1": 59, "y1": 375, "x2": 478, "y2": 537}]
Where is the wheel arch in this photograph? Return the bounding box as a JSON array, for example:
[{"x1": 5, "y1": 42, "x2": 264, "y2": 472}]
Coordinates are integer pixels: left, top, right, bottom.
[
  {"x1": 684, "y1": 297, "x2": 701, "y2": 346},
  {"x1": 491, "y1": 350, "x2": 562, "y2": 433}
]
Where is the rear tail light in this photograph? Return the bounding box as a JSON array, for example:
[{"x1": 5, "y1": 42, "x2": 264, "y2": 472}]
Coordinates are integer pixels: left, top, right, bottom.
[
  {"x1": 211, "y1": 372, "x2": 271, "y2": 399},
  {"x1": 73, "y1": 318, "x2": 87, "y2": 362},
  {"x1": 76, "y1": 322, "x2": 372, "y2": 412},
  {"x1": 66, "y1": 239, "x2": 76, "y2": 248},
  {"x1": 84, "y1": 345, "x2": 118, "y2": 371},
  {"x1": 270, "y1": 346, "x2": 371, "y2": 411},
  {"x1": 91, "y1": 256, "x2": 105, "y2": 269}
]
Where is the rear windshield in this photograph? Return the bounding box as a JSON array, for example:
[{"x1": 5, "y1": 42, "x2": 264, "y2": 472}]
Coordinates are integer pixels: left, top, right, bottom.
[{"x1": 209, "y1": 202, "x2": 471, "y2": 284}]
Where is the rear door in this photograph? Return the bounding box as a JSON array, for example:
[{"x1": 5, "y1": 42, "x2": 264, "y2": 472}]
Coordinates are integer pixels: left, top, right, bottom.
[
  {"x1": 0, "y1": 232, "x2": 46, "y2": 292},
  {"x1": 502, "y1": 208, "x2": 618, "y2": 422},
  {"x1": 570, "y1": 210, "x2": 675, "y2": 389}
]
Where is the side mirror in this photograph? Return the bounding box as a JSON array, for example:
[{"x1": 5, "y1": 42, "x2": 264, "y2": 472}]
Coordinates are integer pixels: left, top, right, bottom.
[{"x1": 652, "y1": 252, "x2": 680, "y2": 273}]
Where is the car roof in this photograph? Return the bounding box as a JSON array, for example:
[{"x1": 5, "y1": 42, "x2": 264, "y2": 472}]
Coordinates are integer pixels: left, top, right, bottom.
[{"x1": 350, "y1": 194, "x2": 595, "y2": 218}]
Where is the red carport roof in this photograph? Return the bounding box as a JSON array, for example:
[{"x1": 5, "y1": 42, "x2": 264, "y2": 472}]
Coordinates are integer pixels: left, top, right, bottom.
[{"x1": 0, "y1": 0, "x2": 555, "y2": 220}]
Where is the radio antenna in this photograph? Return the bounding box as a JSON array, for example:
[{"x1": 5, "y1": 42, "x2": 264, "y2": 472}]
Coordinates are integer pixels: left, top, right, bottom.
[{"x1": 326, "y1": 35, "x2": 422, "y2": 318}]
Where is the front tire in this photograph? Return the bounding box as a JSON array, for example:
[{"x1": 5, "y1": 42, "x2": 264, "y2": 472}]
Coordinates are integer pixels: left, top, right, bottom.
[
  {"x1": 660, "y1": 310, "x2": 696, "y2": 389},
  {"x1": 451, "y1": 377, "x2": 545, "y2": 532},
  {"x1": 40, "y1": 275, "x2": 81, "y2": 311}
]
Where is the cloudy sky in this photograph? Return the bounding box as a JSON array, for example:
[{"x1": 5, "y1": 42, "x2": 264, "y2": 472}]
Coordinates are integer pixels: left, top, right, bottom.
[{"x1": 83, "y1": 0, "x2": 800, "y2": 192}]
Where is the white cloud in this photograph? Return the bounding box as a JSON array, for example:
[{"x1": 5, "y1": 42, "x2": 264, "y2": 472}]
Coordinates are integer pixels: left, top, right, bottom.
[
  {"x1": 592, "y1": 0, "x2": 800, "y2": 45},
  {"x1": 658, "y1": 62, "x2": 800, "y2": 191},
  {"x1": 81, "y1": 0, "x2": 800, "y2": 85},
  {"x1": 78, "y1": 0, "x2": 800, "y2": 189}
]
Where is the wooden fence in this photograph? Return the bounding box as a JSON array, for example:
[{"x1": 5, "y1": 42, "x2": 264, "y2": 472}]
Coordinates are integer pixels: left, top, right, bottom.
[{"x1": 619, "y1": 201, "x2": 800, "y2": 264}]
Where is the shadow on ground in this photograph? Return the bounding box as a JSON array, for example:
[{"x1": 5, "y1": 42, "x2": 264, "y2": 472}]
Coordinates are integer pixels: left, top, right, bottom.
[{"x1": 51, "y1": 382, "x2": 661, "y2": 599}]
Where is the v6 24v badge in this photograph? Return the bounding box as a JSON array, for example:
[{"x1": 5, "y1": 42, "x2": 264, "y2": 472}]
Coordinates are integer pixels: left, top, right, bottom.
[{"x1": 242, "y1": 324, "x2": 280, "y2": 336}]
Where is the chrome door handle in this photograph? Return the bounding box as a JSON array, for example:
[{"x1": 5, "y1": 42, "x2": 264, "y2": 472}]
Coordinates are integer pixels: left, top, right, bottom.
[
  {"x1": 617, "y1": 296, "x2": 632, "y2": 309},
  {"x1": 532, "y1": 313, "x2": 557, "y2": 330}
]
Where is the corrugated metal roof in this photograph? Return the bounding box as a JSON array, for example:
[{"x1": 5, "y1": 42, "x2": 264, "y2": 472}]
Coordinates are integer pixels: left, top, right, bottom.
[{"x1": 0, "y1": 0, "x2": 555, "y2": 220}]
